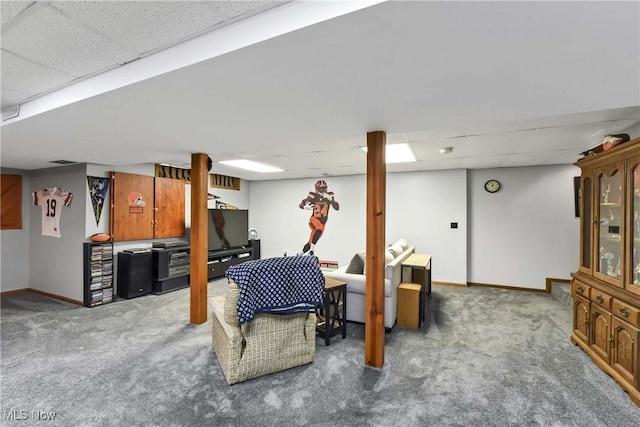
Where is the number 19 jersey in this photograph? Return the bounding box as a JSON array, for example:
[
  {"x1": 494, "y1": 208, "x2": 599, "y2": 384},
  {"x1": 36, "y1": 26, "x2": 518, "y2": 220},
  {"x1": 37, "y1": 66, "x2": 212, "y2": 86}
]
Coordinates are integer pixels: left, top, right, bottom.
[{"x1": 33, "y1": 187, "x2": 73, "y2": 238}]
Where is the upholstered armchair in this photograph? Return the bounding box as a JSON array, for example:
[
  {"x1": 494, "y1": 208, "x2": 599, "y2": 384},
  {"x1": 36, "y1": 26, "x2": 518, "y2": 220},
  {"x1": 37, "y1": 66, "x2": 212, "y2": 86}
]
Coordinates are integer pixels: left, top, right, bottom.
[
  {"x1": 211, "y1": 256, "x2": 323, "y2": 385},
  {"x1": 211, "y1": 281, "x2": 316, "y2": 385}
]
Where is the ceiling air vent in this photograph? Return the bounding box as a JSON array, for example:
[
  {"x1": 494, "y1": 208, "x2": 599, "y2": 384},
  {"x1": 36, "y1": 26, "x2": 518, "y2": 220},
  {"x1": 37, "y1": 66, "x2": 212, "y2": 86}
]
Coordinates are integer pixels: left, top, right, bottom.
[{"x1": 49, "y1": 160, "x2": 77, "y2": 165}]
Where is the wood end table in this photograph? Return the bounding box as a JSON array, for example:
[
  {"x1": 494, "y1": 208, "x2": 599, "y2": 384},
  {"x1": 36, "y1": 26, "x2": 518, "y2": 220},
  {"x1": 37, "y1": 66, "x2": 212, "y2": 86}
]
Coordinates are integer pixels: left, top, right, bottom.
[{"x1": 317, "y1": 277, "x2": 347, "y2": 346}]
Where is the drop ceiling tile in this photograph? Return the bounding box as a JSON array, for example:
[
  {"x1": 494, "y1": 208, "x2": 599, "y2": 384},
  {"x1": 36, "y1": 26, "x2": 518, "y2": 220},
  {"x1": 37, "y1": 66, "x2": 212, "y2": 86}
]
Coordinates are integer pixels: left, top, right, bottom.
[
  {"x1": 459, "y1": 155, "x2": 509, "y2": 170},
  {"x1": 605, "y1": 118, "x2": 640, "y2": 135},
  {"x1": 2, "y1": 6, "x2": 135, "y2": 77},
  {"x1": 1, "y1": 1, "x2": 32, "y2": 26},
  {"x1": 213, "y1": 1, "x2": 277, "y2": 21},
  {"x1": 457, "y1": 131, "x2": 535, "y2": 157},
  {"x1": 1, "y1": 87, "x2": 30, "y2": 109},
  {"x1": 410, "y1": 139, "x2": 454, "y2": 160},
  {"x1": 315, "y1": 148, "x2": 366, "y2": 165},
  {"x1": 501, "y1": 151, "x2": 574, "y2": 168},
  {"x1": 1, "y1": 50, "x2": 76, "y2": 97},
  {"x1": 517, "y1": 122, "x2": 617, "y2": 153},
  {"x1": 402, "y1": 158, "x2": 463, "y2": 171},
  {"x1": 52, "y1": 1, "x2": 228, "y2": 56},
  {"x1": 263, "y1": 152, "x2": 327, "y2": 169},
  {"x1": 404, "y1": 128, "x2": 469, "y2": 143},
  {"x1": 321, "y1": 165, "x2": 366, "y2": 176}
]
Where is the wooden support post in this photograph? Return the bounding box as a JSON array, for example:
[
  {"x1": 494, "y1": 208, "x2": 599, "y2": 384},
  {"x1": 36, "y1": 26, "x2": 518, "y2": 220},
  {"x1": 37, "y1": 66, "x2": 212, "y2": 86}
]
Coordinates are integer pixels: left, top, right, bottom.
[
  {"x1": 365, "y1": 130, "x2": 386, "y2": 368},
  {"x1": 190, "y1": 153, "x2": 208, "y2": 324}
]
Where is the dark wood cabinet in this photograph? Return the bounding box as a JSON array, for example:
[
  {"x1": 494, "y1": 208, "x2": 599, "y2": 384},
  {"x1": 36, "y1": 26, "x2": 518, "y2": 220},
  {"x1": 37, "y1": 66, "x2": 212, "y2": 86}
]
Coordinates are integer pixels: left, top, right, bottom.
[
  {"x1": 154, "y1": 177, "x2": 185, "y2": 238},
  {"x1": 109, "y1": 172, "x2": 185, "y2": 241},
  {"x1": 571, "y1": 137, "x2": 640, "y2": 406}
]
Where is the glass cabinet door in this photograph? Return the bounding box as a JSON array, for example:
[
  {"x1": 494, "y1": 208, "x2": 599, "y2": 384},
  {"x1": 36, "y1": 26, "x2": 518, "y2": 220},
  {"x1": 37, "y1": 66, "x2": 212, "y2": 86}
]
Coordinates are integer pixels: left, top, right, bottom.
[
  {"x1": 628, "y1": 156, "x2": 640, "y2": 296},
  {"x1": 596, "y1": 164, "x2": 623, "y2": 287},
  {"x1": 580, "y1": 176, "x2": 592, "y2": 272}
]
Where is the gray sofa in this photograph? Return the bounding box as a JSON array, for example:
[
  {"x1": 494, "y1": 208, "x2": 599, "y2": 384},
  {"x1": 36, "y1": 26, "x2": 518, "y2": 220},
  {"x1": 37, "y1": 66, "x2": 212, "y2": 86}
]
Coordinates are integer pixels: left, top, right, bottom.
[{"x1": 324, "y1": 238, "x2": 414, "y2": 330}]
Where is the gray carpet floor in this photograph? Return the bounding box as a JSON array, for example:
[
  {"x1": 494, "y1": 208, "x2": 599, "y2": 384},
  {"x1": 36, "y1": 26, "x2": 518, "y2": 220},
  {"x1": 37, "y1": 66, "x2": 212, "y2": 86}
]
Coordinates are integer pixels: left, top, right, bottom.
[{"x1": 1, "y1": 280, "x2": 639, "y2": 427}]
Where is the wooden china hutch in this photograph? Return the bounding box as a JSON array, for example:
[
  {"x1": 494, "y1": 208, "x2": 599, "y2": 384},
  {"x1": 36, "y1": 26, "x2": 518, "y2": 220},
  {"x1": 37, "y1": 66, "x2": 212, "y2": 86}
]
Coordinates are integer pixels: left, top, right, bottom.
[{"x1": 571, "y1": 136, "x2": 640, "y2": 406}]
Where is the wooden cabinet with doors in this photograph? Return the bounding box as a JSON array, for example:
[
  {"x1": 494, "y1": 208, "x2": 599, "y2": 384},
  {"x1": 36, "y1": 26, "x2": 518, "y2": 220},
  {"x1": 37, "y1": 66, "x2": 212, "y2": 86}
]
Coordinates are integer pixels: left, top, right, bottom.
[
  {"x1": 571, "y1": 136, "x2": 640, "y2": 406},
  {"x1": 110, "y1": 172, "x2": 185, "y2": 241}
]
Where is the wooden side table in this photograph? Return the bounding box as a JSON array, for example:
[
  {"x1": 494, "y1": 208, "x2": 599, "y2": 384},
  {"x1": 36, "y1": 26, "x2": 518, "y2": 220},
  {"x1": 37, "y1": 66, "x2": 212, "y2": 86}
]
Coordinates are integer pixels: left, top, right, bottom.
[
  {"x1": 317, "y1": 277, "x2": 347, "y2": 346},
  {"x1": 397, "y1": 283, "x2": 422, "y2": 329},
  {"x1": 402, "y1": 253, "x2": 431, "y2": 322}
]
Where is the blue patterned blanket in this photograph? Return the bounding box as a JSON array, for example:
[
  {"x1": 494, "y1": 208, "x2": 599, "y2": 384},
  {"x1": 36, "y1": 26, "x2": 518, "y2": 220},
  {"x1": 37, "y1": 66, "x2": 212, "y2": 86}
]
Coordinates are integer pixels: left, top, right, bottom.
[{"x1": 226, "y1": 256, "x2": 325, "y2": 325}]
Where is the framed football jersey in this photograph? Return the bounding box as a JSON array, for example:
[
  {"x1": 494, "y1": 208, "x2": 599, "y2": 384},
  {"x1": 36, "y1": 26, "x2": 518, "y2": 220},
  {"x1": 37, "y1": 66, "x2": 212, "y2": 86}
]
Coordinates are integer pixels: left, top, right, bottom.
[{"x1": 32, "y1": 187, "x2": 73, "y2": 238}]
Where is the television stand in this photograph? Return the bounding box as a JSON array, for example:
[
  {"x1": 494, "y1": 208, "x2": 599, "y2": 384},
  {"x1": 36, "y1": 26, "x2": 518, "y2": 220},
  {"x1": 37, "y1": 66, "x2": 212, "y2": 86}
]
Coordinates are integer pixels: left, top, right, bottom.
[{"x1": 207, "y1": 240, "x2": 259, "y2": 280}]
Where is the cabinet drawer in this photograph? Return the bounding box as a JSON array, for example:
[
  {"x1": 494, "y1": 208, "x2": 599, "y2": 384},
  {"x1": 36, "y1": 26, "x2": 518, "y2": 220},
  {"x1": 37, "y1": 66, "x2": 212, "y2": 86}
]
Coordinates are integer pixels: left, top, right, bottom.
[
  {"x1": 590, "y1": 289, "x2": 612, "y2": 310},
  {"x1": 572, "y1": 281, "x2": 591, "y2": 300},
  {"x1": 612, "y1": 299, "x2": 640, "y2": 327}
]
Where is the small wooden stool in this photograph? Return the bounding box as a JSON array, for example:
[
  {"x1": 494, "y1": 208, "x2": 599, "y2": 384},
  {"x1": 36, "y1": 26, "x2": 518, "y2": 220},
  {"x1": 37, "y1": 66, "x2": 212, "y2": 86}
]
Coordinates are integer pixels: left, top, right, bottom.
[{"x1": 397, "y1": 282, "x2": 422, "y2": 329}]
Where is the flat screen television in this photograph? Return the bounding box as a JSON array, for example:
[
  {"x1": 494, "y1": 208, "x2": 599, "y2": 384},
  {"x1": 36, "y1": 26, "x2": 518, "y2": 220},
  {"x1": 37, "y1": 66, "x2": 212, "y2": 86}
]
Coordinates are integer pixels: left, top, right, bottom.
[{"x1": 207, "y1": 209, "x2": 248, "y2": 251}]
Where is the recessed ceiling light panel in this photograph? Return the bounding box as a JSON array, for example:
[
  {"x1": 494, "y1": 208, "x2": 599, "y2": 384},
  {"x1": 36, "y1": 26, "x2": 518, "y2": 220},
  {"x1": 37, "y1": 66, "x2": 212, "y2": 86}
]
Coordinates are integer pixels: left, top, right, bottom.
[
  {"x1": 359, "y1": 143, "x2": 416, "y2": 164},
  {"x1": 218, "y1": 159, "x2": 283, "y2": 173}
]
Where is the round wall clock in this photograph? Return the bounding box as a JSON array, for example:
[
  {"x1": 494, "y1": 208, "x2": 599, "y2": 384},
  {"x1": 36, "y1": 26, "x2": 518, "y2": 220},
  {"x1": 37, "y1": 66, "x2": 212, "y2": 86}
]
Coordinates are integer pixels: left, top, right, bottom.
[{"x1": 484, "y1": 179, "x2": 501, "y2": 193}]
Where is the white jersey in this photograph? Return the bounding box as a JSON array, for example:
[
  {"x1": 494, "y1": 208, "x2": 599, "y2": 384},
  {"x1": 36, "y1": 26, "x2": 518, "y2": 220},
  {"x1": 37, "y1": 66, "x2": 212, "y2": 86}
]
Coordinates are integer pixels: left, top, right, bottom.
[{"x1": 33, "y1": 187, "x2": 73, "y2": 238}]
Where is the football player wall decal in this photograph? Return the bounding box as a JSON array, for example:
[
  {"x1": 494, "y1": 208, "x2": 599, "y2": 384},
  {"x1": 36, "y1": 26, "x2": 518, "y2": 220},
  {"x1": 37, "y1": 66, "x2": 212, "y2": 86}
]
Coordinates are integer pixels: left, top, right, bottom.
[{"x1": 298, "y1": 179, "x2": 340, "y2": 256}]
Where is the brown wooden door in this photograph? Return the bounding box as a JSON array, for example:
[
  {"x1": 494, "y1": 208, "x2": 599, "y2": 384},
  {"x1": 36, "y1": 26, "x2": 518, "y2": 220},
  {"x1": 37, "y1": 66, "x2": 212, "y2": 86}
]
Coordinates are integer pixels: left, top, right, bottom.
[
  {"x1": 590, "y1": 306, "x2": 612, "y2": 363},
  {"x1": 154, "y1": 177, "x2": 185, "y2": 238},
  {"x1": 611, "y1": 317, "x2": 639, "y2": 388},
  {"x1": 573, "y1": 295, "x2": 590, "y2": 346},
  {"x1": 110, "y1": 172, "x2": 154, "y2": 241}
]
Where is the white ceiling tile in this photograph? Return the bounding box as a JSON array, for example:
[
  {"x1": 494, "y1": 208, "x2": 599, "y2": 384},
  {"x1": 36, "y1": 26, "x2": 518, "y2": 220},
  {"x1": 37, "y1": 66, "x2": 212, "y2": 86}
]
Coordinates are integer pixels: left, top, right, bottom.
[
  {"x1": 2, "y1": 6, "x2": 135, "y2": 76},
  {"x1": 424, "y1": 158, "x2": 463, "y2": 170},
  {"x1": 410, "y1": 130, "x2": 535, "y2": 160},
  {"x1": 0, "y1": 0, "x2": 32, "y2": 26},
  {"x1": 314, "y1": 148, "x2": 365, "y2": 166},
  {"x1": 459, "y1": 155, "x2": 510, "y2": 169},
  {"x1": 516, "y1": 119, "x2": 640, "y2": 154},
  {"x1": 517, "y1": 123, "x2": 609, "y2": 153},
  {"x1": 51, "y1": 1, "x2": 227, "y2": 56},
  {"x1": 321, "y1": 165, "x2": 365, "y2": 176},
  {"x1": 1, "y1": 87, "x2": 30, "y2": 109},
  {"x1": 501, "y1": 151, "x2": 575, "y2": 168},
  {"x1": 606, "y1": 118, "x2": 640, "y2": 134},
  {"x1": 1, "y1": 50, "x2": 76, "y2": 97},
  {"x1": 213, "y1": 1, "x2": 277, "y2": 21},
  {"x1": 404, "y1": 128, "x2": 472, "y2": 143},
  {"x1": 410, "y1": 139, "x2": 456, "y2": 160},
  {"x1": 459, "y1": 131, "x2": 535, "y2": 157}
]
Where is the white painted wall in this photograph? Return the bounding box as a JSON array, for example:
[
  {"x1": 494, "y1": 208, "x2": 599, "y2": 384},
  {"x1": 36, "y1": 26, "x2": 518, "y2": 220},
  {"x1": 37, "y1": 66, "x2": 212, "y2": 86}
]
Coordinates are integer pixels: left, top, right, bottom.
[
  {"x1": 2, "y1": 162, "x2": 580, "y2": 296},
  {"x1": 249, "y1": 170, "x2": 469, "y2": 284},
  {"x1": 387, "y1": 170, "x2": 468, "y2": 284},
  {"x1": 251, "y1": 166, "x2": 578, "y2": 288},
  {"x1": 250, "y1": 175, "x2": 366, "y2": 265},
  {"x1": 0, "y1": 168, "x2": 30, "y2": 291},
  {"x1": 468, "y1": 165, "x2": 580, "y2": 289},
  {"x1": 29, "y1": 164, "x2": 87, "y2": 300}
]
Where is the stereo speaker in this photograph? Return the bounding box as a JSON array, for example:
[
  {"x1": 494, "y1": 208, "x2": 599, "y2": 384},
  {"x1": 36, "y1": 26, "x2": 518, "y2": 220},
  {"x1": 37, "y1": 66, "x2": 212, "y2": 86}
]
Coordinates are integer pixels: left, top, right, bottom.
[{"x1": 117, "y1": 252, "x2": 152, "y2": 299}]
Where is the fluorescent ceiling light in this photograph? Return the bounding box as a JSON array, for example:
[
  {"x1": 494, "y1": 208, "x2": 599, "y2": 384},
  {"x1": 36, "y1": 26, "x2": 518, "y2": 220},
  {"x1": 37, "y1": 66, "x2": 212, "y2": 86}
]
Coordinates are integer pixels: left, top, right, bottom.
[
  {"x1": 360, "y1": 143, "x2": 416, "y2": 164},
  {"x1": 218, "y1": 159, "x2": 283, "y2": 173}
]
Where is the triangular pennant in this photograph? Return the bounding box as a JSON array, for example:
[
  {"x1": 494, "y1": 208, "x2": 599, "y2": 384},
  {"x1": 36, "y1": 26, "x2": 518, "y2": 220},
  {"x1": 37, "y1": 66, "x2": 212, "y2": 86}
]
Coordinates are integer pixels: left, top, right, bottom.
[{"x1": 87, "y1": 176, "x2": 109, "y2": 226}]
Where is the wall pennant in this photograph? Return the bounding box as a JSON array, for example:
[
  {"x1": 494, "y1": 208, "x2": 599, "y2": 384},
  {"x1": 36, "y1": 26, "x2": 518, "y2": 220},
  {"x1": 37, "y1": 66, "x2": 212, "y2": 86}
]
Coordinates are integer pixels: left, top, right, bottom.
[{"x1": 87, "y1": 176, "x2": 109, "y2": 226}]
